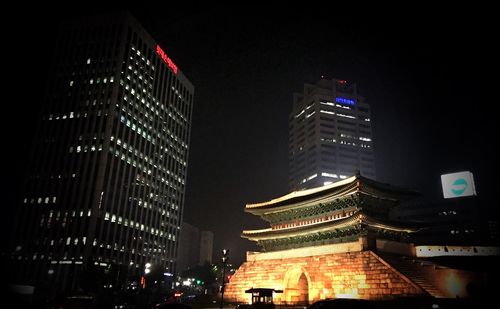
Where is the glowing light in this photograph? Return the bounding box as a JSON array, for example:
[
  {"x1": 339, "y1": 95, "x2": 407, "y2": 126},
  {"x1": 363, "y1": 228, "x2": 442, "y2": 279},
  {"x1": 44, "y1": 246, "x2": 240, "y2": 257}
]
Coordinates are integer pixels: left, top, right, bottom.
[
  {"x1": 337, "y1": 113, "x2": 356, "y2": 119},
  {"x1": 320, "y1": 110, "x2": 335, "y2": 115},
  {"x1": 335, "y1": 293, "x2": 359, "y2": 299},
  {"x1": 156, "y1": 45, "x2": 178, "y2": 74},
  {"x1": 306, "y1": 111, "x2": 315, "y2": 118},
  {"x1": 295, "y1": 109, "x2": 305, "y2": 118},
  {"x1": 321, "y1": 172, "x2": 338, "y2": 178},
  {"x1": 320, "y1": 101, "x2": 335, "y2": 106},
  {"x1": 445, "y1": 272, "x2": 464, "y2": 297},
  {"x1": 335, "y1": 97, "x2": 355, "y2": 105},
  {"x1": 246, "y1": 176, "x2": 357, "y2": 209}
]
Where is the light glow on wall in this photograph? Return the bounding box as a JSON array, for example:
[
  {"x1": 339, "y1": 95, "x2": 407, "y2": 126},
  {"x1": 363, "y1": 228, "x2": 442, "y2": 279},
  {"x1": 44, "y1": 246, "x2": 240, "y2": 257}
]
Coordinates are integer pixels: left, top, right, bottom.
[{"x1": 444, "y1": 272, "x2": 464, "y2": 297}]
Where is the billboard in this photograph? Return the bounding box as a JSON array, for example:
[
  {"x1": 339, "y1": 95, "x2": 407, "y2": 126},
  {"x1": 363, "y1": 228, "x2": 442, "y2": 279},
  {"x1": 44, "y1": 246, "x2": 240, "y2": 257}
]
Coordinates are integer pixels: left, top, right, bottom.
[{"x1": 441, "y1": 171, "x2": 477, "y2": 199}]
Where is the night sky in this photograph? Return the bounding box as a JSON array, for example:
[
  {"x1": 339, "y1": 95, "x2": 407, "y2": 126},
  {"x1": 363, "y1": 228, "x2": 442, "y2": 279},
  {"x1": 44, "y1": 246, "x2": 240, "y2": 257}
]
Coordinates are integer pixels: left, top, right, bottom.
[{"x1": 5, "y1": 4, "x2": 497, "y2": 266}]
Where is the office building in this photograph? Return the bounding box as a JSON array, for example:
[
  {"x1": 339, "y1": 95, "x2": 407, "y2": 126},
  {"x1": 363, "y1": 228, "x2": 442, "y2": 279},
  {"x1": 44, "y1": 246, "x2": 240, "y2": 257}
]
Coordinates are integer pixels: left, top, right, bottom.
[
  {"x1": 289, "y1": 78, "x2": 375, "y2": 190},
  {"x1": 177, "y1": 222, "x2": 214, "y2": 273},
  {"x1": 391, "y1": 196, "x2": 500, "y2": 245},
  {"x1": 8, "y1": 12, "x2": 194, "y2": 292},
  {"x1": 199, "y1": 230, "x2": 214, "y2": 265}
]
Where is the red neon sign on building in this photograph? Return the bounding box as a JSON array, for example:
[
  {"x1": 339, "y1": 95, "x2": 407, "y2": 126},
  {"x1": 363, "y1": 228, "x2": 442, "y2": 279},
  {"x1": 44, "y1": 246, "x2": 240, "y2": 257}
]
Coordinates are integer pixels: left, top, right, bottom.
[{"x1": 156, "y1": 45, "x2": 178, "y2": 74}]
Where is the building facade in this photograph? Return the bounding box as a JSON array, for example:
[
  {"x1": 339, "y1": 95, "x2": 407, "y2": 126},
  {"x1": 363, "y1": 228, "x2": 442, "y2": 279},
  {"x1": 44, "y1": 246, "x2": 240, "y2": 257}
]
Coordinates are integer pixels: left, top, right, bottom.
[
  {"x1": 391, "y1": 196, "x2": 500, "y2": 246},
  {"x1": 9, "y1": 12, "x2": 194, "y2": 292},
  {"x1": 176, "y1": 223, "x2": 201, "y2": 274},
  {"x1": 289, "y1": 78, "x2": 375, "y2": 190},
  {"x1": 177, "y1": 223, "x2": 214, "y2": 273},
  {"x1": 199, "y1": 230, "x2": 214, "y2": 265},
  {"x1": 225, "y1": 175, "x2": 500, "y2": 304}
]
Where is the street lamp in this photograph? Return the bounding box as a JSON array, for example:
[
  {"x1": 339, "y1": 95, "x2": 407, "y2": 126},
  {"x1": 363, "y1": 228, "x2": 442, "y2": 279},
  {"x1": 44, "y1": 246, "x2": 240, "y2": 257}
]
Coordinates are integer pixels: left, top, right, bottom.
[{"x1": 220, "y1": 249, "x2": 229, "y2": 309}]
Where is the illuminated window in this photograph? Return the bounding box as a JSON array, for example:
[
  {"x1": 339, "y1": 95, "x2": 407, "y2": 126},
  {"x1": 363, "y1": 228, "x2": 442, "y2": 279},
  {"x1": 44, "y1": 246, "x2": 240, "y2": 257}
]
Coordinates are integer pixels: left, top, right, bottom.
[
  {"x1": 321, "y1": 172, "x2": 338, "y2": 178},
  {"x1": 337, "y1": 113, "x2": 356, "y2": 119},
  {"x1": 307, "y1": 173, "x2": 318, "y2": 181},
  {"x1": 320, "y1": 101, "x2": 334, "y2": 106},
  {"x1": 320, "y1": 110, "x2": 335, "y2": 115},
  {"x1": 86, "y1": 58, "x2": 91, "y2": 64}
]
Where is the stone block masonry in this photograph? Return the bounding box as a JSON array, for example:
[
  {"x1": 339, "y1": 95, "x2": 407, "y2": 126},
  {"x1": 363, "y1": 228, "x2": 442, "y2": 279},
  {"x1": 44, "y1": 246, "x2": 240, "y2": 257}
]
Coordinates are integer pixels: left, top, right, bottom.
[{"x1": 225, "y1": 250, "x2": 424, "y2": 304}]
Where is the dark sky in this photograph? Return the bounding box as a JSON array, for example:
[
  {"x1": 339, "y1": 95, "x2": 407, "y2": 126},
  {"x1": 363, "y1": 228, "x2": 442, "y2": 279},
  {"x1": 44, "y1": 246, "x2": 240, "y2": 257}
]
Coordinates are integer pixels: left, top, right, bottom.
[{"x1": 5, "y1": 4, "x2": 497, "y2": 266}]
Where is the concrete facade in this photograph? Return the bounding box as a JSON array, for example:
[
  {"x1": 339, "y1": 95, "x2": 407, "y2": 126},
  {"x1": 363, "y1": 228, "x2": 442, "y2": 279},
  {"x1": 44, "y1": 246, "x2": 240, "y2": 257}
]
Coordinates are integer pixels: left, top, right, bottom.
[{"x1": 289, "y1": 78, "x2": 376, "y2": 190}]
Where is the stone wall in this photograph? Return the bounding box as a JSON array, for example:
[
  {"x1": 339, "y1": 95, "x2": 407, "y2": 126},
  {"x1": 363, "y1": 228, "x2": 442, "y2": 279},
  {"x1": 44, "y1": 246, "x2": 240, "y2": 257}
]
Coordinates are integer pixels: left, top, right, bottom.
[{"x1": 225, "y1": 250, "x2": 424, "y2": 304}]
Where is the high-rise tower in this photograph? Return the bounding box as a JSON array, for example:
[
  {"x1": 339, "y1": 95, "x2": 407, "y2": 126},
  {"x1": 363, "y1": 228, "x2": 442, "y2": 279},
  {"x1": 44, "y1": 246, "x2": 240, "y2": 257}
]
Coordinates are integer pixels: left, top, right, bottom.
[
  {"x1": 9, "y1": 12, "x2": 194, "y2": 292},
  {"x1": 289, "y1": 78, "x2": 375, "y2": 190}
]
